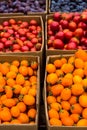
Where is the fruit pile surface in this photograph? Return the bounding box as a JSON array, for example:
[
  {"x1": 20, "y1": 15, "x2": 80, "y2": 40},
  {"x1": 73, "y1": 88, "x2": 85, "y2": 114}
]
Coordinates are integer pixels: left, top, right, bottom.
[
  {"x1": 0, "y1": 0, "x2": 46, "y2": 14},
  {"x1": 47, "y1": 11, "x2": 87, "y2": 50},
  {"x1": 50, "y1": 0, "x2": 87, "y2": 12},
  {"x1": 0, "y1": 18, "x2": 42, "y2": 52},
  {"x1": 46, "y1": 50, "x2": 87, "y2": 126},
  {"x1": 0, "y1": 59, "x2": 38, "y2": 124}
]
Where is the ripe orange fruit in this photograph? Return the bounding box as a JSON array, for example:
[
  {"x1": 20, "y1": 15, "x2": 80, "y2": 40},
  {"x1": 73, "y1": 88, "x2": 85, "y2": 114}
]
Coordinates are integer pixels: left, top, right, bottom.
[
  {"x1": 71, "y1": 83, "x2": 84, "y2": 96},
  {"x1": 29, "y1": 76, "x2": 37, "y2": 83},
  {"x1": 54, "y1": 59, "x2": 62, "y2": 68},
  {"x1": 48, "y1": 108, "x2": 59, "y2": 119},
  {"x1": 46, "y1": 64, "x2": 56, "y2": 73},
  {"x1": 69, "y1": 96, "x2": 78, "y2": 105},
  {"x1": 61, "y1": 88, "x2": 71, "y2": 101},
  {"x1": 7, "y1": 78, "x2": 15, "y2": 87},
  {"x1": 56, "y1": 96, "x2": 62, "y2": 103},
  {"x1": 75, "y1": 50, "x2": 87, "y2": 62},
  {"x1": 47, "y1": 96, "x2": 56, "y2": 104},
  {"x1": 23, "y1": 94, "x2": 35, "y2": 106},
  {"x1": 79, "y1": 94, "x2": 87, "y2": 107},
  {"x1": 68, "y1": 56, "x2": 75, "y2": 64},
  {"x1": 5, "y1": 85, "x2": 13, "y2": 98},
  {"x1": 28, "y1": 108, "x2": 36, "y2": 119},
  {"x1": 18, "y1": 113, "x2": 29, "y2": 123},
  {"x1": 0, "y1": 64, "x2": 9, "y2": 75},
  {"x1": 12, "y1": 60, "x2": 20, "y2": 67},
  {"x1": 56, "y1": 69, "x2": 64, "y2": 77},
  {"x1": 73, "y1": 68, "x2": 84, "y2": 78},
  {"x1": 28, "y1": 67, "x2": 33, "y2": 76},
  {"x1": 70, "y1": 114, "x2": 80, "y2": 123},
  {"x1": 62, "y1": 77, "x2": 73, "y2": 87},
  {"x1": 0, "y1": 76, "x2": 6, "y2": 92},
  {"x1": 13, "y1": 84, "x2": 22, "y2": 94},
  {"x1": 11, "y1": 119, "x2": 21, "y2": 124},
  {"x1": 16, "y1": 74, "x2": 25, "y2": 85},
  {"x1": 10, "y1": 65, "x2": 18, "y2": 73},
  {"x1": 61, "y1": 101, "x2": 70, "y2": 111},
  {"x1": 49, "y1": 118, "x2": 62, "y2": 126},
  {"x1": 51, "y1": 84, "x2": 64, "y2": 96},
  {"x1": 82, "y1": 78, "x2": 87, "y2": 89},
  {"x1": 17, "y1": 102, "x2": 26, "y2": 113},
  {"x1": 31, "y1": 61, "x2": 38, "y2": 70},
  {"x1": 0, "y1": 109, "x2": 11, "y2": 122},
  {"x1": 6, "y1": 71, "x2": 17, "y2": 79},
  {"x1": 11, "y1": 106, "x2": 20, "y2": 117},
  {"x1": 61, "y1": 116, "x2": 74, "y2": 126},
  {"x1": 75, "y1": 58, "x2": 84, "y2": 69},
  {"x1": 77, "y1": 119, "x2": 87, "y2": 126},
  {"x1": 19, "y1": 66, "x2": 28, "y2": 76},
  {"x1": 20, "y1": 87, "x2": 28, "y2": 95},
  {"x1": 20, "y1": 60, "x2": 29, "y2": 67},
  {"x1": 28, "y1": 88, "x2": 36, "y2": 97},
  {"x1": 82, "y1": 108, "x2": 87, "y2": 119},
  {"x1": 61, "y1": 63, "x2": 74, "y2": 73},
  {"x1": 46, "y1": 73, "x2": 58, "y2": 85},
  {"x1": 50, "y1": 102, "x2": 62, "y2": 111},
  {"x1": 70, "y1": 103, "x2": 83, "y2": 114},
  {"x1": 73, "y1": 75, "x2": 82, "y2": 84},
  {"x1": 2, "y1": 98, "x2": 16, "y2": 108},
  {"x1": 61, "y1": 57, "x2": 67, "y2": 64},
  {"x1": 59, "y1": 109, "x2": 69, "y2": 119}
]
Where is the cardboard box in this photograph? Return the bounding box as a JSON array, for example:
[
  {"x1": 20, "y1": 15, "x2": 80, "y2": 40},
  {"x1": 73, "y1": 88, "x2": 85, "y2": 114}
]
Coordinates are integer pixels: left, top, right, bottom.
[
  {"x1": 0, "y1": 0, "x2": 47, "y2": 21},
  {"x1": 46, "y1": 14, "x2": 77, "y2": 57},
  {"x1": 44, "y1": 55, "x2": 87, "y2": 130},
  {"x1": 0, "y1": 54, "x2": 40, "y2": 130},
  {"x1": 0, "y1": 15, "x2": 44, "y2": 84},
  {"x1": 48, "y1": 0, "x2": 54, "y2": 14}
]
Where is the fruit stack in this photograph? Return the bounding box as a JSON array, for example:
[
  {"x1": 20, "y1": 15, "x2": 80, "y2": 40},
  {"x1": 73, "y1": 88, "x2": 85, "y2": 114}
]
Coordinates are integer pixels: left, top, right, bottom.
[
  {"x1": 49, "y1": 0, "x2": 87, "y2": 13},
  {"x1": 0, "y1": 16, "x2": 43, "y2": 53},
  {"x1": 46, "y1": 11, "x2": 87, "y2": 56},
  {"x1": 0, "y1": 0, "x2": 47, "y2": 20},
  {"x1": 0, "y1": 55, "x2": 40, "y2": 129},
  {"x1": 0, "y1": 0, "x2": 46, "y2": 14},
  {"x1": 45, "y1": 50, "x2": 87, "y2": 127}
]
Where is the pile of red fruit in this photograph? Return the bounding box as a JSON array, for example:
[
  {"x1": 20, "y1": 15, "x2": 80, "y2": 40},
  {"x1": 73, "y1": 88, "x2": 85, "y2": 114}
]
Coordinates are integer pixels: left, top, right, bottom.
[
  {"x1": 47, "y1": 10, "x2": 87, "y2": 50},
  {"x1": 0, "y1": 18, "x2": 42, "y2": 52}
]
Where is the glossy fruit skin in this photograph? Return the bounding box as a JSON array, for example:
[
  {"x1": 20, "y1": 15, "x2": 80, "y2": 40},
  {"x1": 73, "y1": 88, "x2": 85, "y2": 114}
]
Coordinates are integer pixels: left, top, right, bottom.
[
  {"x1": 50, "y1": 21, "x2": 59, "y2": 32},
  {"x1": 50, "y1": 0, "x2": 87, "y2": 12},
  {"x1": 47, "y1": 11, "x2": 87, "y2": 50},
  {"x1": 0, "y1": 0, "x2": 46, "y2": 14},
  {"x1": 53, "y1": 39, "x2": 64, "y2": 49},
  {"x1": 0, "y1": 19, "x2": 42, "y2": 52}
]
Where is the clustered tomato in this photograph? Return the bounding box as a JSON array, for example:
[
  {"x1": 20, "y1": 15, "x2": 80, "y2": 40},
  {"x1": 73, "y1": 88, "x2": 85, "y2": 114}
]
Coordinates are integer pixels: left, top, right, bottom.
[{"x1": 0, "y1": 19, "x2": 42, "y2": 52}]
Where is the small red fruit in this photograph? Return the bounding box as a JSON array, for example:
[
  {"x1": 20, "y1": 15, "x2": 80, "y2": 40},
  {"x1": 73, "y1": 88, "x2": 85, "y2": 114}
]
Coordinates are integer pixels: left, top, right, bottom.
[
  {"x1": 31, "y1": 38, "x2": 38, "y2": 45},
  {"x1": 64, "y1": 31, "x2": 73, "y2": 40},
  {"x1": 30, "y1": 20, "x2": 37, "y2": 26},
  {"x1": 74, "y1": 28, "x2": 84, "y2": 38},
  {"x1": 55, "y1": 31, "x2": 64, "y2": 40},
  {"x1": 66, "y1": 42, "x2": 77, "y2": 50},
  {"x1": 53, "y1": 39, "x2": 64, "y2": 49},
  {"x1": 0, "y1": 42, "x2": 4, "y2": 51},
  {"x1": 21, "y1": 45, "x2": 29, "y2": 52},
  {"x1": 69, "y1": 21, "x2": 77, "y2": 31},
  {"x1": 50, "y1": 21, "x2": 59, "y2": 32},
  {"x1": 53, "y1": 12, "x2": 61, "y2": 21}
]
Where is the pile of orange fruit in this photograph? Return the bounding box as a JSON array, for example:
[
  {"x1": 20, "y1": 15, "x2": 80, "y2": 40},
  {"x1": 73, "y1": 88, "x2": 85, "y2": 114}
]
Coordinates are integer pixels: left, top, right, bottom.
[
  {"x1": 0, "y1": 59, "x2": 38, "y2": 124},
  {"x1": 46, "y1": 50, "x2": 87, "y2": 126}
]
